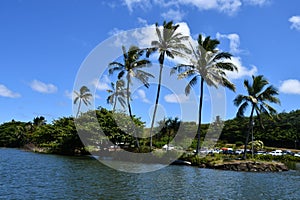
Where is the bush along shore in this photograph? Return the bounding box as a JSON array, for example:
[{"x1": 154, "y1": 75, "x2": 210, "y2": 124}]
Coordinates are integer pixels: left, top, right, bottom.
[{"x1": 179, "y1": 154, "x2": 295, "y2": 172}]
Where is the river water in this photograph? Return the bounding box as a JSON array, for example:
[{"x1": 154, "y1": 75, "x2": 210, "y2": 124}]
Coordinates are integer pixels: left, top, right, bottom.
[{"x1": 1, "y1": 148, "x2": 299, "y2": 200}]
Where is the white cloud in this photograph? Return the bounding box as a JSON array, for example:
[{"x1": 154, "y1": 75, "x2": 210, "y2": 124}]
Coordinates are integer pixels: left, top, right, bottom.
[
  {"x1": 134, "y1": 89, "x2": 151, "y2": 103},
  {"x1": 123, "y1": 0, "x2": 242, "y2": 15},
  {"x1": 137, "y1": 17, "x2": 148, "y2": 26},
  {"x1": 0, "y1": 84, "x2": 21, "y2": 98},
  {"x1": 64, "y1": 90, "x2": 75, "y2": 100},
  {"x1": 110, "y1": 21, "x2": 191, "y2": 52},
  {"x1": 243, "y1": 0, "x2": 270, "y2": 6},
  {"x1": 123, "y1": 0, "x2": 151, "y2": 12},
  {"x1": 92, "y1": 76, "x2": 111, "y2": 91},
  {"x1": 279, "y1": 79, "x2": 300, "y2": 95},
  {"x1": 226, "y1": 57, "x2": 257, "y2": 79},
  {"x1": 161, "y1": 9, "x2": 185, "y2": 21},
  {"x1": 30, "y1": 80, "x2": 57, "y2": 94},
  {"x1": 216, "y1": 32, "x2": 241, "y2": 54},
  {"x1": 289, "y1": 16, "x2": 300, "y2": 31},
  {"x1": 164, "y1": 93, "x2": 189, "y2": 103},
  {"x1": 215, "y1": 32, "x2": 256, "y2": 80},
  {"x1": 122, "y1": 0, "x2": 270, "y2": 15}
]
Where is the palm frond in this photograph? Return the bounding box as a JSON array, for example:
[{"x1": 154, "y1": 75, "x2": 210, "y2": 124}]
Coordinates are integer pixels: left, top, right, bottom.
[
  {"x1": 236, "y1": 101, "x2": 249, "y2": 118},
  {"x1": 221, "y1": 77, "x2": 236, "y2": 92},
  {"x1": 146, "y1": 47, "x2": 157, "y2": 57},
  {"x1": 216, "y1": 62, "x2": 237, "y2": 72},
  {"x1": 118, "y1": 71, "x2": 125, "y2": 79},
  {"x1": 185, "y1": 76, "x2": 198, "y2": 95},
  {"x1": 252, "y1": 75, "x2": 268, "y2": 94},
  {"x1": 73, "y1": 96, "x2": 79, "y2": 104},
  {"x1": 118, "y1": 97, "x2": 127, "y2": 108},
  {"x1": 234, "y1": 94, "x2": 247, "y2": 106},
  {"x1": 178, "y1": 69, "x2": 197, "y2": 80},
  {"x1": 213, "y1": 52, "x2": 232, "y2": 61}
]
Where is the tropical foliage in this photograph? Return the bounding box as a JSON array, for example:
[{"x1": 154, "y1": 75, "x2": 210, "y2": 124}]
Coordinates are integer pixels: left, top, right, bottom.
[
  {"x1": 106, "y1": 79, "x2": 127, "y2": 111},
  {"x1": 234, "y1": 75, "x2": 280, "y2": 159},
  {"x1": 172, "y1": 34, "x2": 237, "y2": 154},
  {"x1": 108, "y1": 45, "x2": 153, "y2": 148},
  {"x1": 146, "y1": 21, "x2": 191, "y2": 149},
  {"x1": 74, "y1": 85, "x2": 93, "y2": 117}
]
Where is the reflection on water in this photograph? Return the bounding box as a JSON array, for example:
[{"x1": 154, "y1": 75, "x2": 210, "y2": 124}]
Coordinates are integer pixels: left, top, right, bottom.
[{"x1": 1, "y1": 148, "x2": 300, "y2": 200}]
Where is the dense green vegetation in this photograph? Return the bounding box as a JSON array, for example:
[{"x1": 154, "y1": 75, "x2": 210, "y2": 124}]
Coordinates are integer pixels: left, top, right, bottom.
[
  {"x1": 220, "y1": 109, "x2": 300, "y2": 149},
  {"x1": 0, "y1": 109, "x2": 299, "y2": 155}
]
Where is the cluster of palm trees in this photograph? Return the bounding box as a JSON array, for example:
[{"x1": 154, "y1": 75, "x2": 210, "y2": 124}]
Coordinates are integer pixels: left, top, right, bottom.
[{"x1": 73, "y1": 21, "x2": 280, "y2": 159}]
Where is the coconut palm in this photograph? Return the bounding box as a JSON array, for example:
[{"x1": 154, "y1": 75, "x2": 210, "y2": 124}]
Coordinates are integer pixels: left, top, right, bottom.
[
  {"x1": 234, "y1": 75, "x2": 280, "y2": 159},
  {"x1": 173, "y1": 34, "x2": 237, "y2": 154},
  {"x1": 146, "y1": 21, "x2": 191, "y2": 149},
  {"x1": 109, "y1": 45, "x2": 153, "y2": 148},
  {"x1": 109, "y1": 45, "x2": 153, "y2": 119},
  {"x1": 106, "y1": 79, "x2": 127, "y2": 112},
  {"x1": 74, "y1": 86, "x2": 93, "y2": 118}
]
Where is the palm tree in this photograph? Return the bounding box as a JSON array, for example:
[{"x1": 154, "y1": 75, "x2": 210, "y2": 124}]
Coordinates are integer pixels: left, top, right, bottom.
[
  {"x1": 165, "y1": 117, "x2": 181, "y2": 149},
  {"x1": 146, "y1": 21, "x2": 191, "y2": 149},
  {"x1": 106, "y1": 79, "x2": 127, "y2": 112},
  {"x1": 234, "y1": 75, "x2": 280, "y2": 159},
  {"x1": 109, "y1": 45, "x2": 153, "y2": 148},
  {"x1": 74, "y1": 86, "x2": 93, "y2": 118},
  {"x1": 173, "y1": 34, "x2": 237, "y2": 154},
  {"x1": 109, "y1": 45, "x2": 153, "y2": 119}
]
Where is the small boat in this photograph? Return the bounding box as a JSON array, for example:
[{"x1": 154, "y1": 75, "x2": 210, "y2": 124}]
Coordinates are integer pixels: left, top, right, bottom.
[{"x1": 171, "y1": 160, "x2": 192, "y2": 166}]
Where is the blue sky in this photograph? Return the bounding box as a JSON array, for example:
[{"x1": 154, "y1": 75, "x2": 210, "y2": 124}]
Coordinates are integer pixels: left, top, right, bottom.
[{"x1": 0, "y1": 0, "x2": 300, "y2": 125}]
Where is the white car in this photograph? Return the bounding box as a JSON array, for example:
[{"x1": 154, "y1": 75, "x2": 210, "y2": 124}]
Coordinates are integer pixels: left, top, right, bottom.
[
  {"x1": 162, "y1": 144, "x2": 175, "y2": 151},
  {"x1": 269, "y1": 150, "x2": 283, "y2": 156},
  {"x1": 235, "y1": 149, "x2": 244, "y2": 155},
  {"x1": 294, "y1": 153, "x2": 300, "y2": 157},
  {"x1": 256, "y1": 151, "x2": 267, "y2": 155}
]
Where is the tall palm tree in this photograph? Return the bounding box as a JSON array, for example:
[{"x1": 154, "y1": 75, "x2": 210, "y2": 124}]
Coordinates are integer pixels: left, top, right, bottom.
[
  {"x1": 173, "y1": 34, "x2": 237, "y2": 154},
  {"x1": 146, "y1": 21, "x2": 191, "y2": 149},
  {"x1": 74, "y1": 86, "x2": 93, "y2": 118},
  {"x1": 234, "y1": 75, "x2": 280, "y2": 159},
  {"x1": 106, "y1": 79, "x2": 127, "y2": 112},
  {"x1": 109, "y1": 45, "x2": 153, "y2": 119},
  {"x1": 109, "y1": 45, "x2": 153, "y2": 148}
]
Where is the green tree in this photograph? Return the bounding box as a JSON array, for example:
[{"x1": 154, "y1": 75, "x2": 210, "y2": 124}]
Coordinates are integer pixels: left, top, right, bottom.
[
  {"x1": 109, "y1": 45, "x2": 152, "y2": 118},
  {"x1": 106, "y1": 79, "x2": 127, "y2": 112},
  {"x1": 234, "y1": 75, "x2": 280, "y2": 159},
  {"x1": 146, "y1": 21, "x2": 191, "y2": 149},
  {"x1": 109, "y1": 45, "x2": 153, "y2": 148},
  {"x1": 33, "y1": 116, "x2": 46, "y2": 126},
  {"x1": 74, "y1": 86, "x2": 93, "y2": 118},
  {"x1": 173, "y1": 34, "x2": 237, "y2": 154}
]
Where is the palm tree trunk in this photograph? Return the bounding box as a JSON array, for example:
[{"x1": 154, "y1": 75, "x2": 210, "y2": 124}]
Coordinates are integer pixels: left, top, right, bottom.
[
  {"x1": 113, "y1": 95, "x2": 117, "y2": 112},
  {"x1": 195, "y1": 78, "x2": 204, "y2": 155},
  {"x1": 242, "y1": 105, "x2": 255, "y2": 160},
  {"x1": 126, "y1": 76, "x2": 140, "y2": 149},
  {"x1": 149, "y1": 54, "x2": 164, "y2": 150},
  {"x1": 126, "y1": 78, "x2": 133, "y2": 118},
  {"x1": 76, "y1": 100, "x2": 82, "y2": 118}
]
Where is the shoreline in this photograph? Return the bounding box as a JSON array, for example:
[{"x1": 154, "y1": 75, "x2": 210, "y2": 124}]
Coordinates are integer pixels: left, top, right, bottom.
[{"x1": 3, "y1": 146, "x2": 294, "y2": 172}]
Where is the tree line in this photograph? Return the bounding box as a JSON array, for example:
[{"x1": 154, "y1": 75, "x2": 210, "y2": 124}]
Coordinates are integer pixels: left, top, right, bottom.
[{"x1": 0, "y1": 109, "x2": 299, "y2": 155}]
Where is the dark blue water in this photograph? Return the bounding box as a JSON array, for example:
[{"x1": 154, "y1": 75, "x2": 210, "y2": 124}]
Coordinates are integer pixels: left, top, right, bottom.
[{"x1": 1, "y1": 148, "x2": 299, "y2": 200}]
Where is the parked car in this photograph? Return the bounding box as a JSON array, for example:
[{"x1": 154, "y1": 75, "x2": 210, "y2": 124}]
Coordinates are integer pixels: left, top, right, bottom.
[
  {"x1": 282, "y1": 150, "x2": 294, "y2": 156},
  {"x1": 235, "y1": 149, "x2": 244, "y2": 155},
  {"x1": 268, "y1": 150, "x2": 283, "y2": 156},
  {"x1": 221, "y1": 148, "x2": 234, "y2": 154},
  {"x1": 294, "y1": 153, "x2": 300, "y2": 157},
  {"x1": 256, "y1": 151, "x2": 267, "y2": 155},
  {"x1": 162, "y1": 144, "x2": 175, "y2": 151}
]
